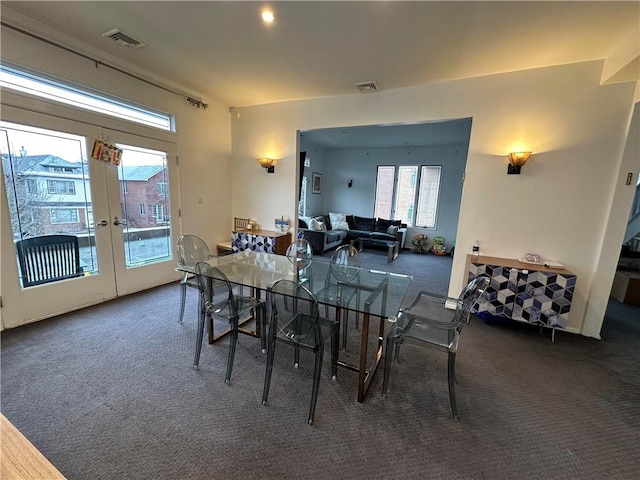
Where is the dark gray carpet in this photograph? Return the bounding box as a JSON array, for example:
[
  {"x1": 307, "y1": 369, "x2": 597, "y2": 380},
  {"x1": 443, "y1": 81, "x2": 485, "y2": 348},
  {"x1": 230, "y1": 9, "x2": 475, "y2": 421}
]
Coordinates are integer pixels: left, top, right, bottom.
[{"x1": 2, "y1": 250, "x2": 639, "y2": 479}]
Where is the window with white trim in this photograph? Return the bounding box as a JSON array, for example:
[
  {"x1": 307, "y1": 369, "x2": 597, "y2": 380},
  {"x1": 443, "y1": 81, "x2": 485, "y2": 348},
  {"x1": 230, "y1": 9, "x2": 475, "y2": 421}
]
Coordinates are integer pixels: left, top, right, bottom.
[
  {"x1": 47, "y1": 179, "x2": 75, "y2": 195},
  {"x1": 27, "y1": 178, "x2": 38, "y2": 194},
  {"x1": 139, "y1": 204, "x2": 146, "y2": 216},
  {"x1": 50, "y1": 208, "x2": 79, "y2": 224},
  {"x1": 151, "y1": 204, "x2": 164, "y2": 221},
  {"x1": 374, "y1": 165, "x2": 442, "y2": 228},
  {"x1": 0, "y1": 65, "x2": 174, "y2": 131},
  {"x1": 415, "y1": 166, "x2": 442, "y2": 228}
]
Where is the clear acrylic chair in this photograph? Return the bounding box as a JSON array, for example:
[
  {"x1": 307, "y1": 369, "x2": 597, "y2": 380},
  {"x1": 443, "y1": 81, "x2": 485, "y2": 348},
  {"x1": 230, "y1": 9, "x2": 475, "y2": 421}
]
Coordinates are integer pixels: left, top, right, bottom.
[
  {"x1": 177, "y1": 235, "x2": 213, "y2": 323},
  {"x1": 286, "y1": 238, "x2": 314, "y2": 286},
  {"x1": 193, "y1": 262, "x2": 267, "y2": 382},
  {"x1": 262, "y1": 279, "x2": 339, "y2": 425},
  {"x1": 315, "y1": 244, "x2": 361, "y2": 349},
  {"x1": 382, "y1": 276, "x2": 490, "y2": 418}
]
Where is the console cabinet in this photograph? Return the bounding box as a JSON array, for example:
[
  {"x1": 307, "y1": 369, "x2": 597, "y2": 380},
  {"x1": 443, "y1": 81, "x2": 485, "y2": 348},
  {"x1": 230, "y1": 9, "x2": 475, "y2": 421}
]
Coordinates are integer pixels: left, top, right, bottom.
[
  {"x1": 467, "y1": 255, "x2": 577, "y2": 329},
  {"x1": 231, "y1": 230, "x2": 291, "y2": 255}
]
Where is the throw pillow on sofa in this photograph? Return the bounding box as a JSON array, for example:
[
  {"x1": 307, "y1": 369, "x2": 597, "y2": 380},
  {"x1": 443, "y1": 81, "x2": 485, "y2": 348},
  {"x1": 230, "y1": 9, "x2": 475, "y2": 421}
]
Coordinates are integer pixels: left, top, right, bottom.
[
  {"x1": 329, "y1": 212, "x2": 349, "y2": 230},
  {"x1": 299, "y1": 216, "x2": 313, "y2": 229},
  {"x1": 387, "y1": 225, "x2": 399, "y2": 236},
  {"x1": 310, "y1": 217, "x2": 326, "y2": 231},
  {"x1": 376, "y1": 217, "x2": 402, "y2": 232}
]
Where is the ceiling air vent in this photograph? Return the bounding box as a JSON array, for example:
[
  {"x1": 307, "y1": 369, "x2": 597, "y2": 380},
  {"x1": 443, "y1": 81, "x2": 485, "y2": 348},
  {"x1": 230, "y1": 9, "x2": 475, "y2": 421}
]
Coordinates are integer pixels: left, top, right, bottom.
[
  {"x1": 101, "y1": 28, "x2": 146, "y2": 49},
  {"x1": 355, "y1": 81, "x2": 380, "y2": 93}
]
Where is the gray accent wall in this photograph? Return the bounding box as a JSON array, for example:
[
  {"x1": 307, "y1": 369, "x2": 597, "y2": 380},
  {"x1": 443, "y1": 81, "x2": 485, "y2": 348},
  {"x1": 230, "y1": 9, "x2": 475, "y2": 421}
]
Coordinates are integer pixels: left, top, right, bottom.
[{"x1": 299, "y1": 140, "x2": 469, "y2": 250}]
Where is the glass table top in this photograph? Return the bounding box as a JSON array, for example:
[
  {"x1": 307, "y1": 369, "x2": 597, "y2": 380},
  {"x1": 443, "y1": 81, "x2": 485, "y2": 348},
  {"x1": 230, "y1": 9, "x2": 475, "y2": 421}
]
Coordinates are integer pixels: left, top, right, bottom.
[{"x1": 178, "y1": 250, "x2": 412, "y2": 319}]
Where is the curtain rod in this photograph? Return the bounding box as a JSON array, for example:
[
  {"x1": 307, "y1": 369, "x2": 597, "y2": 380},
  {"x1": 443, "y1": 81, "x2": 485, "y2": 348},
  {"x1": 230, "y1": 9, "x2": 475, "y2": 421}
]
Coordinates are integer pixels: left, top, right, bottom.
[{"x1": 1, "y1": 21, "x2": 209, "y2": 109}]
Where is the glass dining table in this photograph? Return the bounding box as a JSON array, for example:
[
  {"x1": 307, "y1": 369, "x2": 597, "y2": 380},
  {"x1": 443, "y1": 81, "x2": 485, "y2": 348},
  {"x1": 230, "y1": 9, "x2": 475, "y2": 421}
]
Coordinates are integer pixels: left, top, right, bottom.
[{"x1": 177, "y1": 250, "x2": 412, "y2": 402}]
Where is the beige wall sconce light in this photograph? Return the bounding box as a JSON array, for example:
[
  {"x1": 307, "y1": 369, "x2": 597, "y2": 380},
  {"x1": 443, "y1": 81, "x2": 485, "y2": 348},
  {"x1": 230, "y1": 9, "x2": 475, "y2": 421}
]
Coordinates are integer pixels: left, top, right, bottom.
[
  {"x1": 507, "y1": 151, "x2": 532, "y2": 175},
  {"x1": 258, "y1": 157, "x2": 275, "y2": 173}
]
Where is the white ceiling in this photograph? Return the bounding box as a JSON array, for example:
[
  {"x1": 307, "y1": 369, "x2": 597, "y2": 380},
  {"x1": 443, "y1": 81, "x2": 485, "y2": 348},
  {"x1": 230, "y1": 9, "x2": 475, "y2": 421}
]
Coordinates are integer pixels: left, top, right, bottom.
[
  {"x1": 3, "y1": 1, "x2": 639, "y2": 109},
  {"x1": 2, "y1": 1, "x2": 638, "y2": 149}
]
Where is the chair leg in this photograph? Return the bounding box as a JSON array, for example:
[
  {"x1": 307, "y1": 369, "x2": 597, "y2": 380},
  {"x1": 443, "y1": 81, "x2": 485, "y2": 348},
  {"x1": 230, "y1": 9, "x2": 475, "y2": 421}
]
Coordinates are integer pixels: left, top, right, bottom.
[
  {"x1": 193, "y1": 300, "x2": 206, "y2": 369},
  {"x1": 178, "y1": 276, "x2": 188, "y2": 323},
  {"x1": 225, "y1": 318, "x2": 239, "y2": 383},
  {"x1": 259, "y1": 305, "x2": 267, "y2": 354},
  {"x1": 382, "y1": 336, "x2": 394, "y2": 396},
  {"x1": 341, "y1": 310, "x2": 349, "y2": 350},
  {"x1": 294, "y1": 344, "x2": 300, "y2": 368},
  {"x1": 308, "y1": 346, "x2": 324, "y2": 425},
  {"x1": 394, "y1": 342, "x2": 402, "y2": 362},
  {"x1": 447, "y1": 351, "x2": 458, "y2": 419},
  {"x1": 330, "y1": 322, "x2": 339, "y2": 381},
  {"x1": 262, "y1": 332, "x2": 277, "y2": 405}
]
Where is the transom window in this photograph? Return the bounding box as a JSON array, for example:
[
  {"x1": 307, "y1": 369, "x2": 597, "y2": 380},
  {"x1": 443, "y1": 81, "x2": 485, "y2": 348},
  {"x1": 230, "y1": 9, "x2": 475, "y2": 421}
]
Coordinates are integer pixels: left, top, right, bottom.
[{"x1": 0, "y1": 64, "x2": 174, "y2": 131}]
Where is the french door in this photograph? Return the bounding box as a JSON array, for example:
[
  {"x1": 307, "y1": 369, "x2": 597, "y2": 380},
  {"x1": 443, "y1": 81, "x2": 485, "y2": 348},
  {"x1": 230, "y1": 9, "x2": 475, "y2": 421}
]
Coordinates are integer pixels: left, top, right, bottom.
[{"x1": 1, "y1": 105, "x2": 180, "y2": 327}]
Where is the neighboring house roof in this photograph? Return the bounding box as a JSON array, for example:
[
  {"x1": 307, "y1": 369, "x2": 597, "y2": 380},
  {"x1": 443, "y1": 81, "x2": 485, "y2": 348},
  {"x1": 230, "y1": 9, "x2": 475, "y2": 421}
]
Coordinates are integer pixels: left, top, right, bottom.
[
  {"x1": 2, "y1": 155, "x2": 163, "y2": 181},
  {"x1": 1, "y1": 154, "x2": 85, "y2": 175},
  {"x1": 120, "y1": 166, "x2": 164, "y2": 181}
]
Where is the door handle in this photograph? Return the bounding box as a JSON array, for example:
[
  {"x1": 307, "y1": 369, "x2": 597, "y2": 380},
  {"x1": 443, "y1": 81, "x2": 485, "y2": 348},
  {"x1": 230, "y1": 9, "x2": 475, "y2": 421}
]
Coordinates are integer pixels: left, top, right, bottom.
[
  {"x1": 95, "y1": 219, "x2": 109, "y2": 228},
  {"x1": 113, "y1": 216, "x2": 127, "y2": 227}
]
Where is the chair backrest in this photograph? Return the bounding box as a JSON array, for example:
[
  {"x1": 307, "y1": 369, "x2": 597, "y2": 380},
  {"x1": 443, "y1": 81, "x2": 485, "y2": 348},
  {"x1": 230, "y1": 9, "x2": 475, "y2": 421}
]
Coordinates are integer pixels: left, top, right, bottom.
[
  {"x1": 393, "y1": 276, "x2": 490, "y2": 338},
  {"x1": 328, "y1": 244, "x2": 360, "y2": 284},
  {"x1": 16, "y1": 235, "x2": 83, "y2": 287},
  {"x1": 455, "y1": 276, "x2": 491, "y2": 325},
  {"x1": 194, "y1": 261, "x2": 236, "y2": 317},
  {"x1": 286, "y1": 239, "x2": 313, "y2": 270},
  {"x1": 234, "y1": 217, "x2": 250, "y2": 230},
  {"x1": 177, "y1": 235, "x2": 210, "y2": 268},
  {"x1": 270, "y1": 279, "x2": 320, "y2": 343}
]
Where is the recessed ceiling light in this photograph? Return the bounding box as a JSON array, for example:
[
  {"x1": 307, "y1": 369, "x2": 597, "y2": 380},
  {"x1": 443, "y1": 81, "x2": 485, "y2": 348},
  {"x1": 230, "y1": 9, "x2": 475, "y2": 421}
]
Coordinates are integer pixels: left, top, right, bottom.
[{"x1": 261, "y1": 10, "x2": 275, "y2": 23}]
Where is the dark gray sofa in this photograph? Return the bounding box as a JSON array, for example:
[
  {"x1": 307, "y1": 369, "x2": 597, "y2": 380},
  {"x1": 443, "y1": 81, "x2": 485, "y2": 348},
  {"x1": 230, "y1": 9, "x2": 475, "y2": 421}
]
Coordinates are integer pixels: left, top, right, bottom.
[
  {"x1": 344, "y1": 215, "x2": 407, "y2": 249},
  {"x1": 298, "y1": 214, "x2": 406, "y2": 254}
]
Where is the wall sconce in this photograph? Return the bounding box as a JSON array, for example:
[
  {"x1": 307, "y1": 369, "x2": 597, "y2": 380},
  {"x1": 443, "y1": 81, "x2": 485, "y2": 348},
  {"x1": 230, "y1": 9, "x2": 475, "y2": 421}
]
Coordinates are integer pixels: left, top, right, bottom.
[
  {"x1": 348, "y1": 179, "x2": 353, "y2": 188},
  {"x1": 507, "y1": 152, "x2": 532, "y2": 175},
  {"x1": 258, "y1": 157, "x2": 275, "y2": 173}
]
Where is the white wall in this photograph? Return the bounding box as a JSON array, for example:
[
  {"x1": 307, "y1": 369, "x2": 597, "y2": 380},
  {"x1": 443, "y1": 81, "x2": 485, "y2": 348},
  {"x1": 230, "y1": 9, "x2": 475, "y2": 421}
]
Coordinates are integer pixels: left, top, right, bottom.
[
  {"x1": 231, "y1": 60, "x2": 637, "y2": 337},
  {"x1": 583, "y1": 101, "x2": 640, "y2": 336}
]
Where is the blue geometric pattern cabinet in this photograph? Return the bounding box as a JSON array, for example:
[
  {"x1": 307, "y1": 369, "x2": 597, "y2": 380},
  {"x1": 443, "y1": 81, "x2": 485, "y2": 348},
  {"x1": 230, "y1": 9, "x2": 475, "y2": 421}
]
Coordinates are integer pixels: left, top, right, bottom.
[
  {"x1": 231, "y1": 230, "x2": 291, "y2": 255},
  {"x1": 467, "y1": 255, "x2": 577, "y2": 331}
]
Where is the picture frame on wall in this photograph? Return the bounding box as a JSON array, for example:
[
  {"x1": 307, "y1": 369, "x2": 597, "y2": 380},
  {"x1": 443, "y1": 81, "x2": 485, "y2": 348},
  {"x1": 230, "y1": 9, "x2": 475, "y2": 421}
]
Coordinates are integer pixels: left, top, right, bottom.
[{"x1": 312, "y1": 172, "x2": 322, "y2": 194}]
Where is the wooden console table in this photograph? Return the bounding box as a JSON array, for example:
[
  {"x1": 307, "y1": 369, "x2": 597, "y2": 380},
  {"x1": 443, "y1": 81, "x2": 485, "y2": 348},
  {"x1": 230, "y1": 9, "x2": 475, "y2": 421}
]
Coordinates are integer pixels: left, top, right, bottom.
[
  {"x1": 231, "y1": 230, "x2": 291, "y2": 255},
  {"x1": 466, "y1": 255, "x2": 577, "y2": 341}
]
